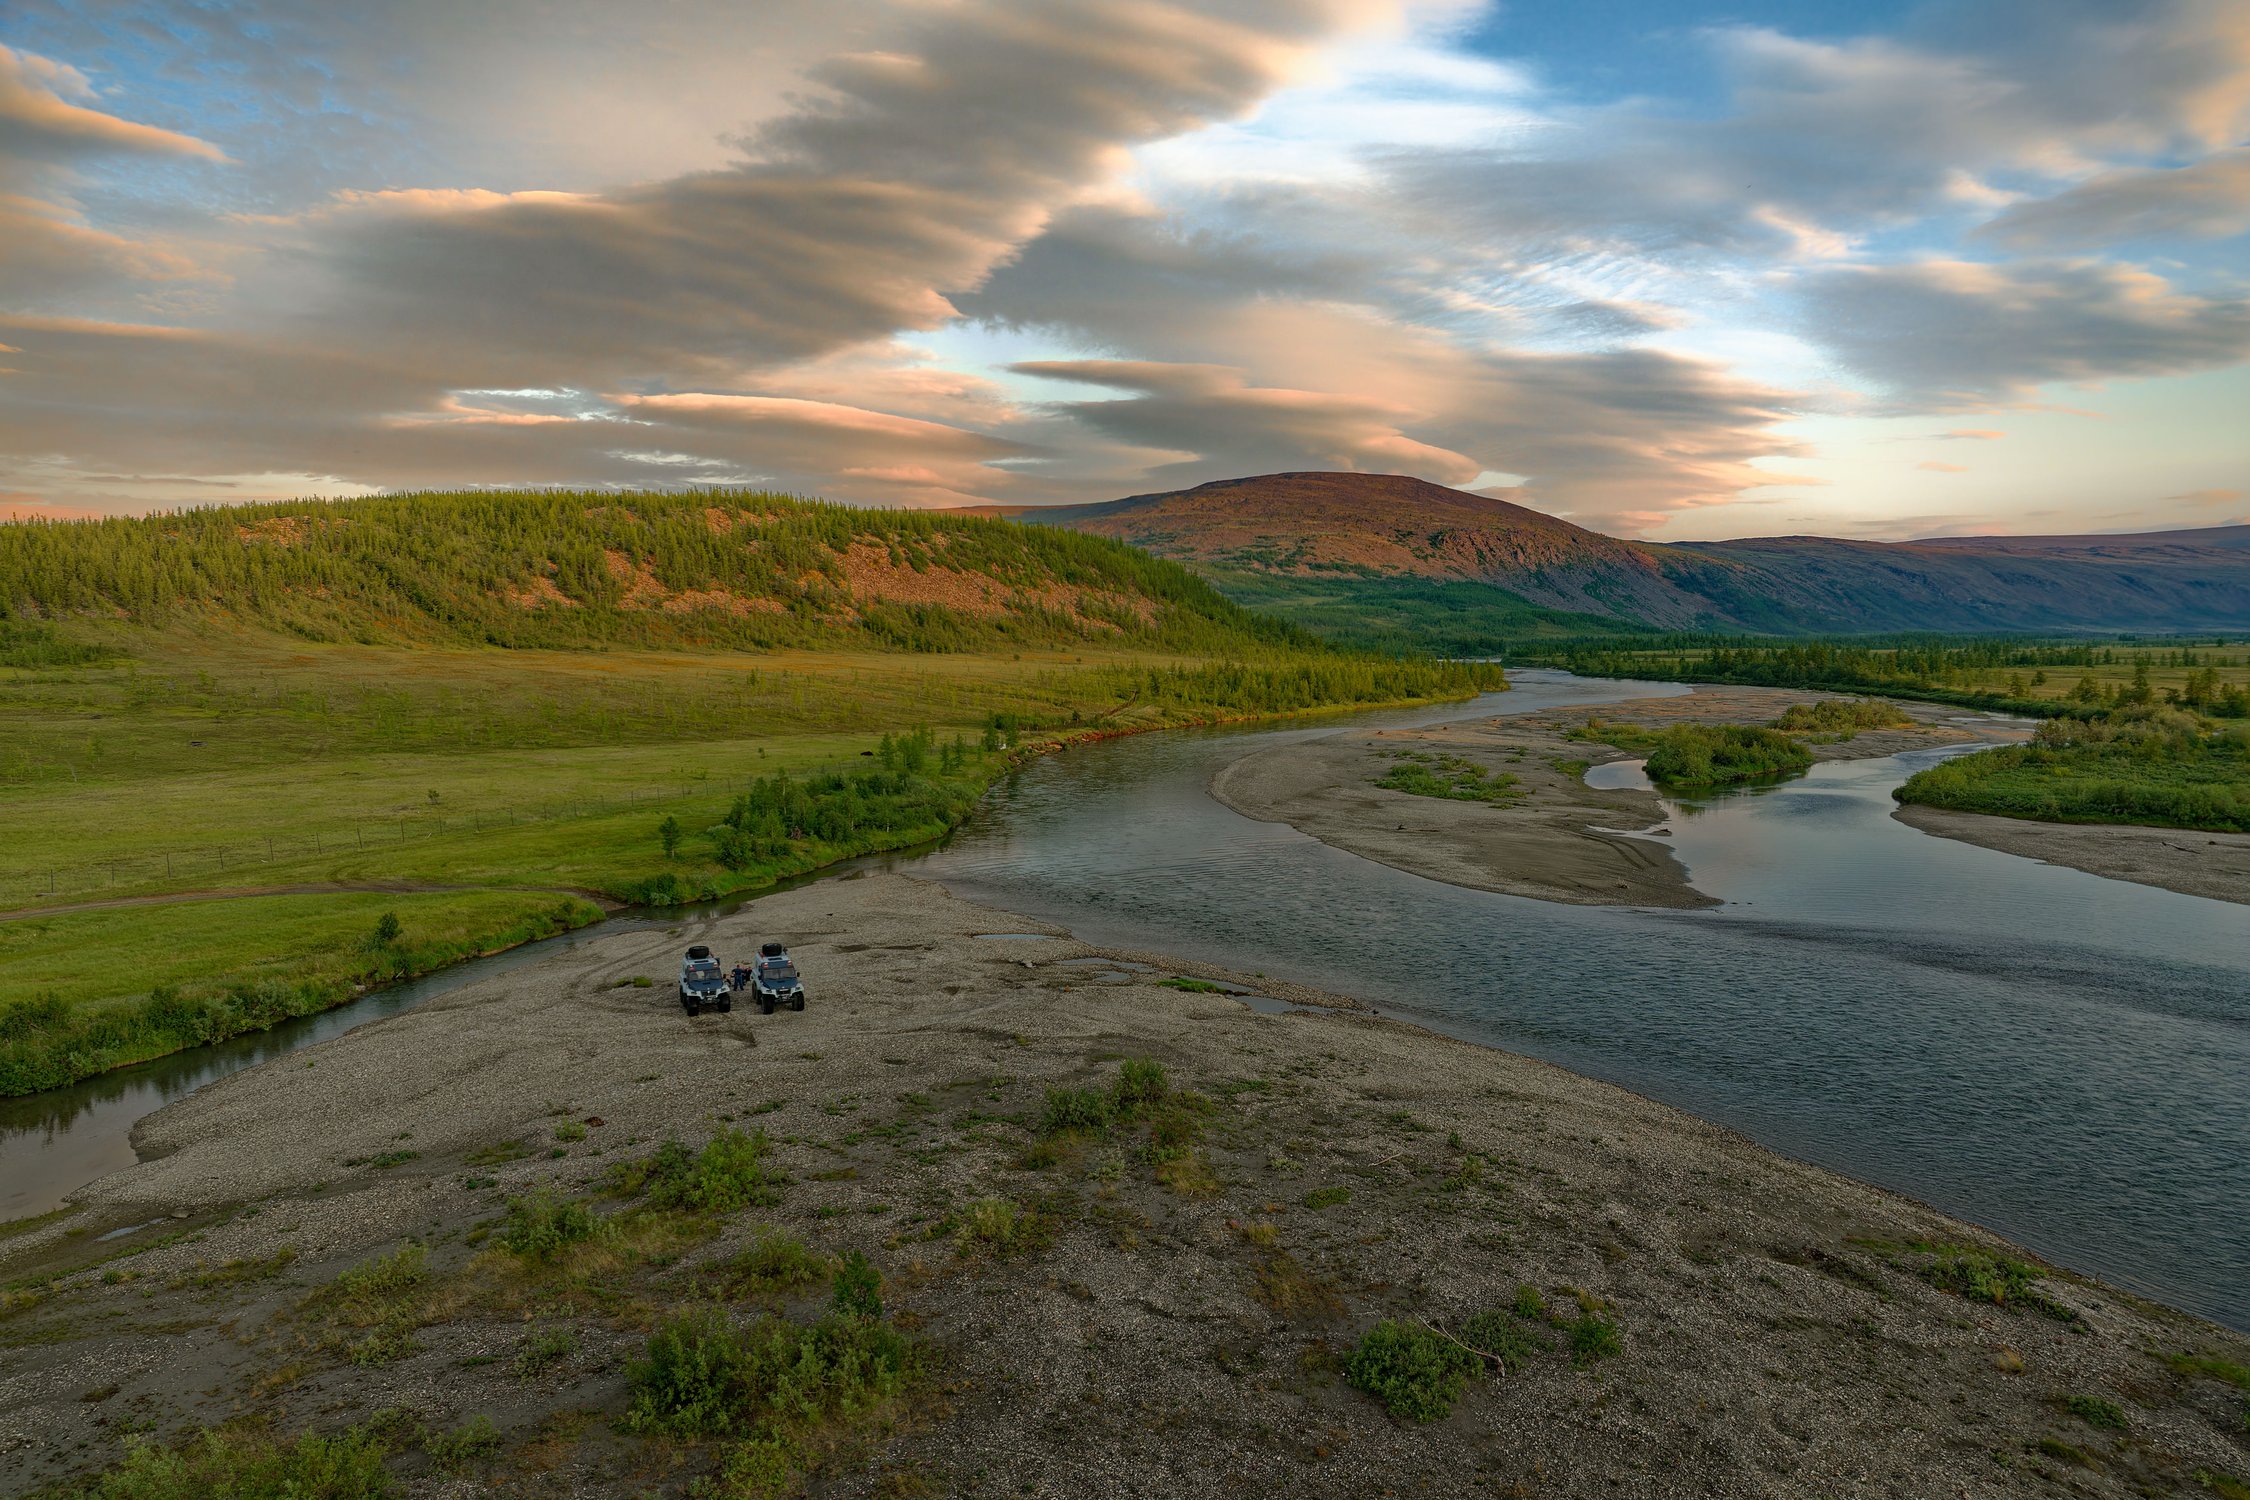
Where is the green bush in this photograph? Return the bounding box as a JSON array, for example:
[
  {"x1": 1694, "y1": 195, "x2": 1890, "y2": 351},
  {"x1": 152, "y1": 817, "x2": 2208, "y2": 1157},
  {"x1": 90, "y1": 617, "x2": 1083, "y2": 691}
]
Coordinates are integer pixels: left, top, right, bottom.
[
  {"x1": 1918, "y1": 1245, "x2": 2043, "y2": 1306},
  {"x1": 1772, "y1": 699, "x2": 1910, "y2": 736},
  {"x1": 1374, "y1": 751, "x2": 1521, "y2": 804},
  {"x1": 617, "y1": 1128, "x2": 781, "y2": 1214},
  {"x1": 1303, "y1": 1186, "x2": 1351, "y2": 1210},
  {"x1": 52, "y1": 1424, "x2": 392, "y2": 1498},
  {"x1": 422, "y1": 1415, "x2": 499, "y2": 1472},
  {"x1": 1642, "y1": 724, "x2": 1812, "y2": 786},
  {"x1": 831, "y1": 1251, "x2": 883, "y2": 1320},
  {"x1": 1112, "y1": 1058, "x2": 1170, "y2": 1117},
  {"x1": 1460, "y1": 1309, "x2": 1547, "y2": 1366},
  {"x1": 1344, "y1": 1320, "x2": 1481, "y2": 1423},
  {"x1": 622, "y1": 1308, "x2": 915, "y2": 1439},
  {"x1": 2064, "y1": 1394, "x2": 2127, "y2": 1430},
  {"x1": 1565, "y1": 1314, "x2": 1622, "y2": 1365},
  {"x1": 1039, "y1": 1086, "x2": 1112, "y2": 1138},
  {"x1": 513, "y1": 1326, "x2": 577, "y2": 1378},
  {"x1": 1897, "y1": 716, "x2": 2249, "y2": 833},
  {"x1": 499, "y1": 1187, "x2": 598, "y2": 1262},
  {"x1": 1511, "y1": 1284, "x2": 1547, "y2": 1319},
  {"x1": 710, "y1": 1229, "x2": 832, "y2": 1300}
]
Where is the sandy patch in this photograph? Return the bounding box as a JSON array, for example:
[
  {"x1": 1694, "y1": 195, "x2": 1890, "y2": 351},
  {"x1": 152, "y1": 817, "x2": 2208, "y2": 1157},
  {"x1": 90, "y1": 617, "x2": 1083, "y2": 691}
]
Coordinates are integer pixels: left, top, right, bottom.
[
  {"x1": 1212, "y1": 686, "x2": 1987, "y2": 909},
  {"x1": 1895, "y1": 804, "x2": 2250, "y2": 906}
]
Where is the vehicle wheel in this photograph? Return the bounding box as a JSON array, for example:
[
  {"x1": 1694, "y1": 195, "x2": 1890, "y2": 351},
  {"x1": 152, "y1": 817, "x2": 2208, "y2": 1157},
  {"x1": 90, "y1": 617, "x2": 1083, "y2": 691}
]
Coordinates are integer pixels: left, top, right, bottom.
[
  {"x1": 684, "y1": 999, "x2": 700, "y2": 1017},
  {"x1": 759, "y1": 997, "x2": 775, "y2": 1015},
  {"x1": 793, "y1": 995, "x2": 806, "y2": 1012},
  {"x1": 717, "y1": 1000, "x2": 732, "y2": 1013}
]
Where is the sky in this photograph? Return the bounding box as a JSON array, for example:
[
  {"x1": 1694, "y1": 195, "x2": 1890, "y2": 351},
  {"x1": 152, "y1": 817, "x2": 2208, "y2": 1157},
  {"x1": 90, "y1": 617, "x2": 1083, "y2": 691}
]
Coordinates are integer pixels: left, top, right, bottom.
[{"x1": 1, "y1": 0, "x2": 2247, "y2": 541}]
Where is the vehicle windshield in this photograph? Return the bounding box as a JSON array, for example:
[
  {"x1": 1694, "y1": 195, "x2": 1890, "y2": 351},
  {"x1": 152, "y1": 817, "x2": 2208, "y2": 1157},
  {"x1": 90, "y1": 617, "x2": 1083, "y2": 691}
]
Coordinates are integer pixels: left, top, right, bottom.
[{"x1": 763, "y1": 964, "x2": 799, "y2": 981}]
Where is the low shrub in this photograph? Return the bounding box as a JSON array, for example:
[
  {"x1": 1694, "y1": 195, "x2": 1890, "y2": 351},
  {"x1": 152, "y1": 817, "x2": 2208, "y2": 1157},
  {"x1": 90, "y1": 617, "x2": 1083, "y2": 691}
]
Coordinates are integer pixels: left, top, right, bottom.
[
  {"x1": 1112, "y1": 1058, "x2": 1169, "y2": 1117},
  {"x1": 422, "y1": 1415, "x2": 499, "y2": 1472},
  {"x1": 1919, "y1": 1244, "x2": 2043, "y2": 1307},
  {"x1": 513, "y1": 1325, "x2": 577, "y2": 1379},
  {"x1": 1039, "y1": 1087, "x2": 1111, "y2": 1138},
  {"x1": 1565, "y1": 1314, "x2": 1622, "y2": 1365},
  {"x1": 1772, "y1": 699, "x2": 1910, "y2": 737},
  {"x1": 713, "y1": 1229, "x2": 830, "y2": 1297},
  {"x1": 615, "y1": 1128, "x2": 781, "y2": 1214},
  {"x1": 2064, "y1": 1394, "x2": 2127, "y2": 1430},
  {"x1": 52, "y1": 1423, "x2": 392, "y2": 1498},
  {"x1": 831, "y1": 1251, "x2": 883, "y2": 1320},
  {"x1": 1344, "y1": 1320, "x2": 1480, "y2": 1423},
  {"x1": 1460, "y1": 1309, "x2": 1547, "y2": 1367},
  {"x1": 499, "y1": 1188, "x2": 598, "y2": 1263},
  {"x1": 1303, "y1": 1186, "x2": 1351, "y2": 1210},
  {"x1": 949, "y1": 1197, "x2": 1050, "y2": 1258},
  {"x1": 621, "y1": 1308, "x2": 915, "y2": 1439}
]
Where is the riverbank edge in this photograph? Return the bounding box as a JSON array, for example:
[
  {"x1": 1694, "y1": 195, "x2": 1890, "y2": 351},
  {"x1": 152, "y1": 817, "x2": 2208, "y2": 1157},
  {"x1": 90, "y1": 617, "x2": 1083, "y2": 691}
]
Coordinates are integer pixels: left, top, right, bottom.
[
  {"x1": 1891, "y1": 802, "x2": 2250, "y2": 907},
  {"x1": 0, "y1": 683, "x2": 1501, "y2": 1109}
]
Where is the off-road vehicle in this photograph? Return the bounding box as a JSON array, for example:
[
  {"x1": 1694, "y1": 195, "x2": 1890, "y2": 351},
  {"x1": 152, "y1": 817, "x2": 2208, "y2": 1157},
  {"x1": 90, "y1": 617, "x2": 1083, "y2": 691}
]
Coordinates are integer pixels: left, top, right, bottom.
[{"x1": 679, "y1": 944, "x2": 730, "y2": 1016}]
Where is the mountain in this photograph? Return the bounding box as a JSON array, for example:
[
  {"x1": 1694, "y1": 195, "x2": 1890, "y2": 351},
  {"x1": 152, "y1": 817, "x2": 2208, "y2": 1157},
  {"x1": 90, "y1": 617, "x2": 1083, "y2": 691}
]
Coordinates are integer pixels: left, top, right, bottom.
[
  {"x1": 1021, "y1": 473, "x2": 2250, "y2": 637},
  {"x1": 0, "y1": 490, "x2": 1308, "y2": 657}
]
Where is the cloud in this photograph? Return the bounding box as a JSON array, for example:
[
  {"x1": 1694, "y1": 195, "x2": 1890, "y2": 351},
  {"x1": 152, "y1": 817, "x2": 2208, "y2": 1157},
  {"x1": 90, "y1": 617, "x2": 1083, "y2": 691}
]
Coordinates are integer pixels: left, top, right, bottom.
[
  {"x1": 1794, "y1": 258, "x2": 2250, "y2": 405},
  {"x1": 0, "y1": 46, "x2": 229, "y2": 307},
  {"x1": 280, "y1": 0, "x2": 1392, "y2": 386},
  {"x1": 1978, "y1": 148, "x2": 2250, "y2": 247},
  {"x1": 1938, "y1": 428, "x2": 2008, "y2": 439},
  {"x1": 2164, "y1": 487, "x2": 2242, "y2": 505},
  {"x1": 1917, "y1": 460, "x2": 1970, "y2": 472},
  {"x1": 0, "y1": 45, "x2": 225, "y2": 163},
  {"x1": 1013, "y1": 358, "x2": 1483, "y2": 482},
  {"x1": 1012, "y1": 329, "x2": 1806, "y2": 532}
]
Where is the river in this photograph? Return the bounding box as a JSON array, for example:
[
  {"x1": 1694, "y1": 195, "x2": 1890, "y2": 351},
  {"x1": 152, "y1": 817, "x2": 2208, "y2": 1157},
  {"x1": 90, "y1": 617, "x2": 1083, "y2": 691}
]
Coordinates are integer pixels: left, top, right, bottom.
[{"x1": 6, "y1": 671, "x2": 2246, "y2": 1331}]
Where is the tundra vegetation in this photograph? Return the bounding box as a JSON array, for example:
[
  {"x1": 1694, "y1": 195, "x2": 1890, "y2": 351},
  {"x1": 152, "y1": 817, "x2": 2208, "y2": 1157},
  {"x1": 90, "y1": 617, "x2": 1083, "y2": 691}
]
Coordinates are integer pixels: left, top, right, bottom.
[
  {"x1": 1534, "y1": 635, "x2": 2250, "y2": 720},
  {"x1": 1373, "y1": 749, "x2": 1524, "y2": 804},
  {"x1": 0, "y1": 491, "x2": 1500, "y2": 1094},
  {"x1": 1897, "y1": 708, "x2": 2250, "y2": 833},
  {"x1": 1569, "y1": 717, "x2": 1816, "y2": 787}
]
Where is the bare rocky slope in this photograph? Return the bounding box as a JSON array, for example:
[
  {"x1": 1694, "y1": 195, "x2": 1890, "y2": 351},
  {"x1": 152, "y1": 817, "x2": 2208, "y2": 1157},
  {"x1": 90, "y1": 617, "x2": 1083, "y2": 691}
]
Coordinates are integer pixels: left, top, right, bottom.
[{"x1": 1021, "y1": 473, "x2": 2250, "y2": 634}]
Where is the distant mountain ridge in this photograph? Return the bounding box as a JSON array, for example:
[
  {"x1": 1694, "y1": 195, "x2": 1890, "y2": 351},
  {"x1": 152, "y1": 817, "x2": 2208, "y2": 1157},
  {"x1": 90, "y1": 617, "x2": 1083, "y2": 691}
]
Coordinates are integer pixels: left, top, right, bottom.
[{"x1": 1020, "y1": 473, "x2": 2250, "y2": 635}]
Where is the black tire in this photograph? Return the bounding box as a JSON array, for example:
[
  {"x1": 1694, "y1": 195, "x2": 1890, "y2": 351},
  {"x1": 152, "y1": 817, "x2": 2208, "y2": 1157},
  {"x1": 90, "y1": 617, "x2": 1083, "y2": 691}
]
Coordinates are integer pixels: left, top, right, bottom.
[
  {"x1": 792, "y1": 994, "x2": 806, "y2": 1012},
  {"x1": 717, "y1": 1000, "x2": 732, "y2": 1013},
  {"x1": 759, "y1": 996, "x2": 775, "y2": 1015},
  {"x1": 684, "y1": 1000, "x2": 700, "y2": 1017}
]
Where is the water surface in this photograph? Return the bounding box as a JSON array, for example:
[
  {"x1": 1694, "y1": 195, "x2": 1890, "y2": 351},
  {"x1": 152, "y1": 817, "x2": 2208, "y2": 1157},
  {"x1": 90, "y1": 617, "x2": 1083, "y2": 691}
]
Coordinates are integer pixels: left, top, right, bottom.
[{"x1": 902, "y1": 671, "x2": 2250, "y2": 1330}]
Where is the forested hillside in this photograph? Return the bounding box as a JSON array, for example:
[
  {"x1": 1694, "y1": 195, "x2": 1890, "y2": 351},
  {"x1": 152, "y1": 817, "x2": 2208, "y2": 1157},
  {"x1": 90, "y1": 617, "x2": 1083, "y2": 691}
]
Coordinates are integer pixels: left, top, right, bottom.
[{"x1": 0, "y1": 490, "x2": 1307, "y2": 656}]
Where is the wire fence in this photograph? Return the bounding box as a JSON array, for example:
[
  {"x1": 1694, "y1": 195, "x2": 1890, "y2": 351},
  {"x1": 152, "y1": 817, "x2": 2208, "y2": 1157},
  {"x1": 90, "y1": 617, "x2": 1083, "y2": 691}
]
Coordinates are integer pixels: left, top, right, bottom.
[{"x1": 2, "y1": 779, "x2": 756, "y2": 907}]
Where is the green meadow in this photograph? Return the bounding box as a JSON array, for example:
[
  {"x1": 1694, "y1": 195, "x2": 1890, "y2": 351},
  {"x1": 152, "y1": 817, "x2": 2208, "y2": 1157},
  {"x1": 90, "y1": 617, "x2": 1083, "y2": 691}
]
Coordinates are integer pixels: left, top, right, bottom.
[{"x1": 0, "y1": 491, "x2": 1500, "y2": 1093}]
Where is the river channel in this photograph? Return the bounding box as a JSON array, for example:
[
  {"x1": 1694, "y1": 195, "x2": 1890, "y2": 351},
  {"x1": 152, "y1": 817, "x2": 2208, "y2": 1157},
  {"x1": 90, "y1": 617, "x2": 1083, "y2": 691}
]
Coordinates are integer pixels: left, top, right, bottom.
[{"x1": 6, "y1": 671, "x2": 2246, "y2": 1331}]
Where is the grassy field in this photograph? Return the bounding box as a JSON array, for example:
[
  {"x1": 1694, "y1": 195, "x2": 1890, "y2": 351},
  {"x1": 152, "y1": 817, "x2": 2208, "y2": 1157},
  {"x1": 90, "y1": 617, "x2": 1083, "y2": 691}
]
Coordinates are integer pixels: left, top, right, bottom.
[
  {"x1": 1897, "y1": 710, "x2": 2250, "y2": 833},
  {"x1": 0, "y1": 624, "x2": 1498, "y2": 1093}
]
